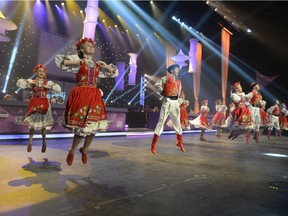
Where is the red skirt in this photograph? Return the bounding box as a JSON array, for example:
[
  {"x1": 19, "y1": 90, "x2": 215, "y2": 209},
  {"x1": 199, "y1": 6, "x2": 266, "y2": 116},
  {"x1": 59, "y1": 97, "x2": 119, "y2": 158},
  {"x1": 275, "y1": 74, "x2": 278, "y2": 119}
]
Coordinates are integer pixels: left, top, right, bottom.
[
  {"x1": 180, "y1": 109, "x2": 190, "y2": 128},
  {"x1": 63, "y1": 86, "x2": 107, "y2": 135},
  {"x1": 26, "y1": 97, "x2": 49, "y2": 116},
  {"x1": 260, "y1": 110, "x2": 268, "y2": 126},
  {"x1": 231, "y1": 106, "x2": 252, "y2": 128},
  {"x1": 212, "y1": 112, "x2": 226, "y2": 126},
  {"x1": 200, "y1": 115, "x2": 211, "y2": 129},
  {"x1": 279, "y1": 115, "x2": 287, "y2": 128}
]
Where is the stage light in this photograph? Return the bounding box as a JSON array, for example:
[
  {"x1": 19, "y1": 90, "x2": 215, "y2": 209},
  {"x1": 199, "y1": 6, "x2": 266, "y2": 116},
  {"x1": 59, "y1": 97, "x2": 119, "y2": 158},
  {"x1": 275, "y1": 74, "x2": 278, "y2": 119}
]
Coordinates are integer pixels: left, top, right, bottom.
[
  {"x1": 114, "y1": 24, "x2": 117, "y2": 28},
  {"x1": 263, "y1": 153, "x2": 288, "y2": 158},
  {"x1": 2, "y1": 14, "x2": 25, "y2": 93},
  {"x1": 206, "y1": 1, "x2": 209, "y2": 4},
  {"x1": 172, "y1": 16, "x2": 176, "y2": 20},
  {"x1": 150, "y1": 1, "x2": 153, "y2": 4},
  {"x1": 246, "y1": 28, "x2": 252, "y2": 33},
  {"x1": 80, "y1": 10, "x2": 83, "y2": 13},
  {"x1": 61, "y1": 2, "x2": 65, "y2": 6}
]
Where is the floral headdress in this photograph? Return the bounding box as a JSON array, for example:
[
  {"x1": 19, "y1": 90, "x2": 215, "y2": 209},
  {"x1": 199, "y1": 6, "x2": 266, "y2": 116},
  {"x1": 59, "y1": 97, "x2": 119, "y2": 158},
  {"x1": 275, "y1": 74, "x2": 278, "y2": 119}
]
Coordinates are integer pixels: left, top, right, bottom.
[
  {"x1": 215, "y1": 99, "x2": 221, "y2": 105},
  {"x1": 33, "y1": 64, "x2": 47, "y2": 74},
  {"x1": 76, "y1": 37, "x2": 95, "y2": 51},
  {"x1": 231, "y1": 81, "x2": 240, "y2": 89}
]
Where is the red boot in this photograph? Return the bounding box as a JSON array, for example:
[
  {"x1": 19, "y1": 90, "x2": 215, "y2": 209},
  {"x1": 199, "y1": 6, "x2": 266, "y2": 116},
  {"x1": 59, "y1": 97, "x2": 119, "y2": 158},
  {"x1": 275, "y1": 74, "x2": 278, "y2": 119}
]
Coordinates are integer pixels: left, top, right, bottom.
[
  {"x1": 253, "y1": 131, "x2": 259, "y2": 144},
  {"x1": 27, "y1": 144, "x2": 32, "y2": 152},
  {"x1": 200, "y1": 136, "x2": 206, "y2": 141},
  {"x1": 79, "y1": 147, "x2": 88, "y2": 164},
  {"x1": 66, "y1": 151, "x2": 74, "y2": 166},
  {"x1": 176, "y1": 134, "x2": 186, "y2": 152},
  {"x1": 276, "y1": 130, "x2": 283, "y2": 140},
  {"x1": 267, "y1": 130, "x2": 272, "y2": 140},
  {"x1": 244, "y1": 131, "x2": 250, "y2": 144},
  {"x1": 41, "y1": 145, "x2": 46, "y2": 153},
  {"x1": 151, "y1": 134, "x2": 159, "y2": 154}
]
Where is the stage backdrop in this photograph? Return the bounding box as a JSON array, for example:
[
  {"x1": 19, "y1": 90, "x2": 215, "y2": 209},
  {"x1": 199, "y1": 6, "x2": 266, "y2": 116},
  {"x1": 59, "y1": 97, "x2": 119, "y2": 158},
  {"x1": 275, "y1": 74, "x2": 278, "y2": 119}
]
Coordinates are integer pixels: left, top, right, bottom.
[{"x1": 0, "y1": 100, "x2": 126, "y2": 133}]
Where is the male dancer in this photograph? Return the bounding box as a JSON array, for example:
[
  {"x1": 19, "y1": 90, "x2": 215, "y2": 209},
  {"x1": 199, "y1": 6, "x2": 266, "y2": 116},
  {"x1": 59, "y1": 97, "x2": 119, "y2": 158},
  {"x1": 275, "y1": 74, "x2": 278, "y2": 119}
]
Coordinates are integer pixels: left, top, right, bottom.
[
  {"x1": 246, "y1": 82, "x2": 262, "y2": 143},
  {"x1": 150, "y1": 64, "x2": 185, "y2": 154},
  {"x1": 267, "y1": 99, "x2": 282, "y2": 140}
]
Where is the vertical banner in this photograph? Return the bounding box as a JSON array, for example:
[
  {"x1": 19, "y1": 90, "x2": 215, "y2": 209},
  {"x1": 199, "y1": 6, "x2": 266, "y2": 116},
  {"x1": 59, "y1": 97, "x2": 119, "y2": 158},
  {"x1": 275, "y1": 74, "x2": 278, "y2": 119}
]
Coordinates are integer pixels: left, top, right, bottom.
[
  {"x1": 83, "y1": 0, "x2": 99, "y2": 39},
  {"x1": 188, "y1": 38, "x2": 197, "y2": 73},
  {"x1": 128, "y1": 53, "x2": 138, "y2": 85},
  {"x1": 114, "y1": 62, "x2": 126, "y2": 91},
  {"x1": 221, "y1": 27, "x2": 232, "y2": 107},
  {"x1": 193, "y1": 42, "x2": 202, "y2": 114},
  {"x1": 165, "y1": 42, "x2": 177, "y2": 68}
]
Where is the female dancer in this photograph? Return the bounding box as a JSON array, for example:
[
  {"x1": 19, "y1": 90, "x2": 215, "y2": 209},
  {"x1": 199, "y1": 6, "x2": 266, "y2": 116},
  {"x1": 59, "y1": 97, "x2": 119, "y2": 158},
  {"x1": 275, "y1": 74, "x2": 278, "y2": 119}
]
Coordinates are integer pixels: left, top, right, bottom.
[
  {"x1": 55, "y1": 37, "x2": 118, "y2": 165},
  {"x1": 212, "y1": 99, "x2": 227, "y2": 138},
  {"x1": 16, "y1": 64, "x2": 61, "y2": 153},
  {"x1": 227, "y1": 82, "x2": 252, "y2": 141},
  {"x1": 190, "y1": 100, "x2": 212, "y2": 141},
  {"x1": 259, "y1": 99, "x2": 269, "y2": 136},
  {"x1": 179, "y1": 91, "x2": 190, "y2": 130},
  {"x1": 278, "y1": 103, "x2": 288, "y2": 137}
]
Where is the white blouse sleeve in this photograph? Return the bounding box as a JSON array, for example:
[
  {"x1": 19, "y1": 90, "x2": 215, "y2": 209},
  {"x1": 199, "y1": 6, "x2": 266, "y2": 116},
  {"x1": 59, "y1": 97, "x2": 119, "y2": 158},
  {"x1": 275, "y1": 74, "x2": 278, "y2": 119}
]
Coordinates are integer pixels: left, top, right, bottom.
[
  {"x1": 215, "y1": 105, "x2": 221, "y2": 112},
  {"x1": 154, "y1": 76, "x2": 166, "y2": 93},
  {"x1": 267, "y1": 105, "x2": 275, "y2": 115},
  {"x1": 230, "y1": 93, "x2": 241, "y2": 103},
  {"x1": 98, "y1": 64, "x2": 119, "y2": 78},
  {"x1": 46, "y1": 80, "x2": 61, "y2": 93},
  {"x1": 55, "y1": 54, "x2": 80, "y2": 73},
  {"x1": 16, "y1": 79, "x2": 34, "y2": 89}
]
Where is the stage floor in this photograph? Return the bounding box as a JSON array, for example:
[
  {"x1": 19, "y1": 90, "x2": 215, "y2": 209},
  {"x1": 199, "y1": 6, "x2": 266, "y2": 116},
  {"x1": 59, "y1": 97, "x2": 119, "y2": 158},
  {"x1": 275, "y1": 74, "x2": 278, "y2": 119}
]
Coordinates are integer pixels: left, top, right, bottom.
[{"x1": 0, "y1": 131, "x2": 288, "y2": 216}]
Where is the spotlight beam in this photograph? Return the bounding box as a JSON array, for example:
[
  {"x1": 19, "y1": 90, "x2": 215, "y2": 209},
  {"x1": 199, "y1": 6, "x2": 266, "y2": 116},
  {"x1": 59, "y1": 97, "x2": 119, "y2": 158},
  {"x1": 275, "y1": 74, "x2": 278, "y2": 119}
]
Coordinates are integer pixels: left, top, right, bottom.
[
  {"x1": 128, "y1": 91, "x2": 140, "y2": 105},
  {"x1": 2, "y1": 14, "x2": 26, "y2": 93},
  {"x1": 112, "y1": 83, "x2": 141, "y2": 103},
  {"x1": 105, "y1": 67, "x2": 130, "y2": 102}
]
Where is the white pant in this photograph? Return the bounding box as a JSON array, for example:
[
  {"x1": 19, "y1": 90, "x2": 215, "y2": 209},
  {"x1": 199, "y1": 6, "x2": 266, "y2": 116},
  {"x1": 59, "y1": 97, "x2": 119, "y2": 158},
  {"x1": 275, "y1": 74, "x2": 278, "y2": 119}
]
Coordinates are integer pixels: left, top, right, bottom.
[
  {"x1": 268, "y1": 115, "x2": 280, "y2": 131},
  {"x1": 154, "y1": 97, "x2": 182, "y2": 135},
  {"x1": 250, "y1": 107, "x2": 261, "y2": 132}
]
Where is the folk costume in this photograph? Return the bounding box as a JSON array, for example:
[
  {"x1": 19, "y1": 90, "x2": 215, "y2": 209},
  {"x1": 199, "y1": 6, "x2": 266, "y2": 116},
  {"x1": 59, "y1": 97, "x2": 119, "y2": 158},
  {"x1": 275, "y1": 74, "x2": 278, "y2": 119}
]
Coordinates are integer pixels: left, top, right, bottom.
[
  {"x1": 55, "y1": 38, "x2": 118, "y2": 165},
  {"x1": 190, "y1": 100, "x2": 212, "y2": 141},
  {"x1": 227, "y1": 82, "x2": 252, "y2": 141},
  {"x1": 150, "y1": 64, "x2": 185, "y2": 154},
  {"x1": 16, "y1": 64, "x2": 61, "y2": 153},
  {"x1": 212, "y1": 99, "x2": 227, "y2": 138},
  {"x1": 267, "y1": 99, "x2": 282, "y2": 140},
  {"x1": 246, "y1": 82, "x2": 262, "y2": 143},
  {"x1": 278, "y1": 103, "x2": 288, "y2": 137},
  {"x1": 179, "y1": 91, "x2": 190, "y2": 130},
  {"x1": 259, "y1": 100, "x2": 269, "y2": 136}
]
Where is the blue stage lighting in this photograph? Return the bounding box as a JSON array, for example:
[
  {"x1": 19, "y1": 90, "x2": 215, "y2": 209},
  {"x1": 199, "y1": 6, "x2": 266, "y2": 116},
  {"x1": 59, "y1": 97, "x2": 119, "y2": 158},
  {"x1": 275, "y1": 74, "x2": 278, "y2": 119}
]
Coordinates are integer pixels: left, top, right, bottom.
[{"x1": 2, "y1": 14, "x2": 25, "y2": 93}]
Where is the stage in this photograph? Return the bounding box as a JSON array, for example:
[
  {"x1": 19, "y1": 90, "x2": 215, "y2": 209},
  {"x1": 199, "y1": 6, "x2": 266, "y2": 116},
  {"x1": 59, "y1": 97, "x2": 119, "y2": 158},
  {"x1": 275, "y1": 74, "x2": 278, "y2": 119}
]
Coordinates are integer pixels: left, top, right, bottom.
[{"x1": 0, "y1": 131, "x2": 287, "y2": 216}]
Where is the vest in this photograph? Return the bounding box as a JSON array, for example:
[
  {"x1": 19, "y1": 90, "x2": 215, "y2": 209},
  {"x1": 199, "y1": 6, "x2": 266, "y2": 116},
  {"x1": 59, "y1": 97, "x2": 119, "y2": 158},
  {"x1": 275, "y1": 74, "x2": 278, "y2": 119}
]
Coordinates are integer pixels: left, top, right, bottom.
[{"x1": 163, "y1": 73, "x2": 181, "y2": 97}]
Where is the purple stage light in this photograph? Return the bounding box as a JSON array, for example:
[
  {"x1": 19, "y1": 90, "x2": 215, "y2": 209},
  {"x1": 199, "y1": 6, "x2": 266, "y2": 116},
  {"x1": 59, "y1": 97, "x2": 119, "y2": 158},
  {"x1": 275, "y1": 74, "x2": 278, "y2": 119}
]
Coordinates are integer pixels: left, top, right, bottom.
[{"x1": 33, "y1": 0, "x2": 48, "y2": 28}]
